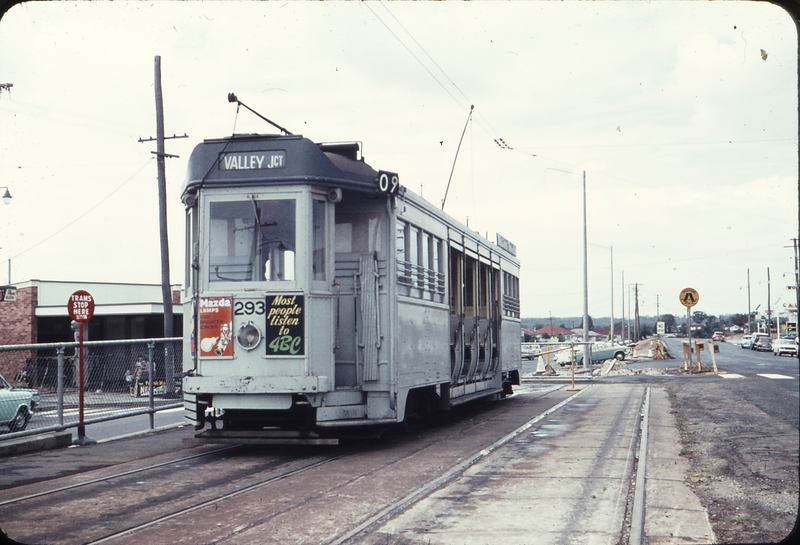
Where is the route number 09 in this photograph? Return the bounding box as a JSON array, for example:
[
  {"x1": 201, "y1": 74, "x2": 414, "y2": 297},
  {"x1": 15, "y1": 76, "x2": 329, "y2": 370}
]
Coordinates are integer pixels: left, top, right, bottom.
[{"x1": 378, "y1": 171, "x2": 400, "y2": 195}]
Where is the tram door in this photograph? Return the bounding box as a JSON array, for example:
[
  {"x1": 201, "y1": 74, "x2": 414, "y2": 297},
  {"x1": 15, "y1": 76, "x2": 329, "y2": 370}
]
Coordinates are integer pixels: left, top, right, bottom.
[
  {"x1": 448, "y1": 246, "x2": 464, "y2": 382},
  {"x1": 333, "y1": 194, "x2": 387, "y2": 389},
  {"x1": 449, "y1": 246, "x2": 501, "y2": 384}
]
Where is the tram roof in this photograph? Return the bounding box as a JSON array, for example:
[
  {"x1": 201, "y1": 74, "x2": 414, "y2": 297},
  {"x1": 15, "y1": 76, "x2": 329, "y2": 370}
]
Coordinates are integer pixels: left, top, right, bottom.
[{"x1": 182, "y1": 133, "x2": 385, "y2": 196}]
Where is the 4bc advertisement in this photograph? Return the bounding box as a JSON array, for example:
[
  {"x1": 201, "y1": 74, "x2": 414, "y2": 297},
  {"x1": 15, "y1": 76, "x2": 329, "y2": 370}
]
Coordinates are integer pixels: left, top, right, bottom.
[{"x1": 265, "y1": 295, "x2": 305, "y2": 356}]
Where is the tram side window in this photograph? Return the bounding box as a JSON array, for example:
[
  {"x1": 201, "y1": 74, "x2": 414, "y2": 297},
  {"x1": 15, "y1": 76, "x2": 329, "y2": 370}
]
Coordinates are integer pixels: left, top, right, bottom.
[
  {"x1": 313, "y1": 199, "x2": 326, "y2": 281},
  {"x1": 335, "y1": 212, "x2": 383, "y2": 254},
  {"x1": 503, "y1": 271, "x2": 520, "y2": 318},
  {"x1": 185, "y1": 207, "x2": 198, "y2": 291},
  {"x1": 396, "y1": 219, "x2": 444, "y2": 302},
  {"x1": 208, "y1": 199, "x2": 296, "y2": 283}
]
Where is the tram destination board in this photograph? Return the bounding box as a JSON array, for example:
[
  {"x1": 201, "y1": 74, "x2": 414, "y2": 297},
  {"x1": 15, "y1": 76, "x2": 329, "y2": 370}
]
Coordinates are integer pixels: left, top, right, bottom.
[{"x1": 184, "y1": 135, "x2": 402, "y2": 197}]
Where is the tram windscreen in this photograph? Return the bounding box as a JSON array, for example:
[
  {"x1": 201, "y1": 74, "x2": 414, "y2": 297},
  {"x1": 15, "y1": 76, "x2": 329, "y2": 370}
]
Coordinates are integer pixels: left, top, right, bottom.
[{"x1": 208, "y1": 199, "x2": 296, "y2": 283}]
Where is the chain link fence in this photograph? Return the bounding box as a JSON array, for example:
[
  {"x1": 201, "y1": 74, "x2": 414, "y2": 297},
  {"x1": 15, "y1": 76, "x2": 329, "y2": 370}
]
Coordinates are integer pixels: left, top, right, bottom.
[{"x1": 0, "y1": 338, "x2": 183, "y2": 440}]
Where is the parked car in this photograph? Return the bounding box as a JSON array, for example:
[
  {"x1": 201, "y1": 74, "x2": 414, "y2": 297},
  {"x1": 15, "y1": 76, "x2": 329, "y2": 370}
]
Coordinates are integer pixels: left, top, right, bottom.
[
  {"x1": 521, "y1": 343, "x2": 543, "y2": 360},
  {"x1": 711, "y1": 331, "x2": 725, "y2": 342},
  {"x1": 739, "y1": 334, "x2": 754, "y2": 349},
  {"x1": 0, "y1": 373, "x2": 40, "y2": 432},
  {"x1": 753, "y1": 337, "x2": 773, "y2": 352},
  {"x1": 772, "y1": 338, "x2": 798, "y2": 357},
  {"x1": 556, "y1": 342, "x2": 627, "y2": 366}
]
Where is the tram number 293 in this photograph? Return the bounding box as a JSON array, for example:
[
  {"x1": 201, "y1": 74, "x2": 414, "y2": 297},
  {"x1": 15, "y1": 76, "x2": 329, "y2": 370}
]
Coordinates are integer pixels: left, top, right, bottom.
[{"x1": 378, "y1": 171, "x2": 400, "y2": 195}]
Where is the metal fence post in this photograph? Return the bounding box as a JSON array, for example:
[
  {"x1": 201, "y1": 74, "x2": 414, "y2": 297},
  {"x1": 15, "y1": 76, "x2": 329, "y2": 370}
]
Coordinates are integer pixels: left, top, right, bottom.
[
  {"x1": 57, "y1": 346, "x2": 65, "y2": 428},
  {"x1": 148, "y1": 341, "x2": 155, "y2": 430}
]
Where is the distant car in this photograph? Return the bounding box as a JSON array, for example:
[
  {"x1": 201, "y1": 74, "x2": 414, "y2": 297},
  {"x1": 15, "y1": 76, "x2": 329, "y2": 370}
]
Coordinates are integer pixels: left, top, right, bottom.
[
  {"x1": 0, "y1": 373, "x2": 40, "y2": 432},
  {"x1": 739, "y1": 334, "x2": 754, "y2": 349},
  {"x1": 520, "y1": 343, "x2": 543, "y2": 360},
  {"x1": 556, "y1": 342, "x2": 627, "y2": 366},
  {"x1": 750, "y1": 334, "x2": 771, "y2": 350},
  {"x1": 753, "y1": 337, "x2": 773, "y2": 352},
  {"x1": 772, "y1": 338, "x2": 797, "y2": 357},
  {"x1": 712, "y1": 332, "x2": 725, "y2": 342}
]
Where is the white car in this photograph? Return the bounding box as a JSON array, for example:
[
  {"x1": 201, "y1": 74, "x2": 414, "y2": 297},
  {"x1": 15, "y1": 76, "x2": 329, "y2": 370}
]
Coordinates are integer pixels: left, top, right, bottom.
[
  {"x1": 739, "y1": 334, "x2": 754, "y2": 349},
  {"x1": 772, "y1": 338, "x2": 797, "y2": 357},
  {"x1": 556, "y1": 342, "x2": 627, "y2": 366}
]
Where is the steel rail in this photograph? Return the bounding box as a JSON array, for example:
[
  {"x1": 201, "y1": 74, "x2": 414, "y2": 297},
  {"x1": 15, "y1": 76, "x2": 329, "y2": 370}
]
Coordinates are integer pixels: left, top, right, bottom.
[
  {"x1": 84, "y1": 448, "x2": 356, "y2": 545},
  {"x1": 628, "y1": 386, "x2": 651, "y2": 545},
  {"x1": 0, "y1": 445, "x2": 238, "y2": 507},
  {"x1": 77, "y1": 388, "x2": 579, "y2": 545},
  {"x1": 327, "y1": 385, "x2": 590, "y2": 545}
]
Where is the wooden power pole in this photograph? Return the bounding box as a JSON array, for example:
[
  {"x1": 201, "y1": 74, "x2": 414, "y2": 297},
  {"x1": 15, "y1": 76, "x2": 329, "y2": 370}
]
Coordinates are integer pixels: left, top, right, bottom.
[{"x1": 140, "y1": 56, "x2": 187, "y2": 397}]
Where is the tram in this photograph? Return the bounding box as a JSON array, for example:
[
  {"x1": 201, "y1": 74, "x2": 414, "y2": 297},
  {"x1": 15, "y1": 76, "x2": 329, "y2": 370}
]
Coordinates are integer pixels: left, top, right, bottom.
[{"x1": 180, "y1": 132, "x2": 521, "y2": 444}]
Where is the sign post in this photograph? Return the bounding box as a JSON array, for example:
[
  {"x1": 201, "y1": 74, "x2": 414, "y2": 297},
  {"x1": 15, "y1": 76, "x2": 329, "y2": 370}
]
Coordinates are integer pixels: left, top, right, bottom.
[
  {"x1": 680, "y1": 288, "x2": 699, "y2": 374},
  {"x1": 68, "y1": 290, "x2": 96, "y2": 445}
]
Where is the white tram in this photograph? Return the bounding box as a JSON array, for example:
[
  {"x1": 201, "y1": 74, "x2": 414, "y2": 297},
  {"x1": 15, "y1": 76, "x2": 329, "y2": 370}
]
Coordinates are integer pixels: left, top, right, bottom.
[{"x1": 180, "y1": 133, "x2": 521, "y2": 443}]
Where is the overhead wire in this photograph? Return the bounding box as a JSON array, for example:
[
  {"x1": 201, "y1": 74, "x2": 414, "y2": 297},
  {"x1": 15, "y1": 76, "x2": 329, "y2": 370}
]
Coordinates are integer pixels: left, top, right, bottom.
[
  {"x1": 366, "y1": 1, "x2": 511, "y2": 150},
  {"x1": 6, "y1": 157, "x2": 155, "y2": 262}
]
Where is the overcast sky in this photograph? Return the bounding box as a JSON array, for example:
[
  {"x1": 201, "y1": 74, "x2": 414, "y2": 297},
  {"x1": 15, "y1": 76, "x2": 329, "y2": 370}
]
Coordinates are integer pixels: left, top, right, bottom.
[{"x1": 0, "y1": 1, "x2": 796, "y2": 321}]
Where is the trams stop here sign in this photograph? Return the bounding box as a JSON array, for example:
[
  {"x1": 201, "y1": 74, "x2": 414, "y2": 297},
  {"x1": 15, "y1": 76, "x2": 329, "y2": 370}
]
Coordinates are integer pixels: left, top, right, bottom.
[
  {"x1": 679, "y1": 287, "x2": 699, "y2": 308},
  {"x1": 68, "y1": 290, "x2": 95, "y2": 322}
]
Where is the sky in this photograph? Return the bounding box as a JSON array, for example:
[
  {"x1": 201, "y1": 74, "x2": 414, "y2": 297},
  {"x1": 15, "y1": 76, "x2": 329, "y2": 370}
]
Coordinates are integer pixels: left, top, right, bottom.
[{"x1": 0, "y1": 0, "x2": 797, "y2": 321}]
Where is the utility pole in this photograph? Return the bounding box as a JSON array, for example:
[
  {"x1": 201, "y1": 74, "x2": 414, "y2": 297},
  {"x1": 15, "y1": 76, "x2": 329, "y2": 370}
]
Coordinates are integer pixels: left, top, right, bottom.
[
  {"x1": 581, "y1": 171, "x2": 590, "y2": 368},
  {"x1": 621, "y1": 271, "x2": 626, "y2": 342},
  {"x1": 747, "y1": 268, "x2": 752, "y2": 334},
  {"x1": 634, "y1": 283, "x2": 641, "y2": 342},
  {"x1": 767, "y1": 266, "x2": 771, "y2": 336},
  {"x1": 793, "y1": 240, "x2": 799, "y2": 338},
  {"x1": 609, "y1": 246, "x2": 614, "y2": 342},
  {"x1": 139, "y1": 56, "x2": 187, "y2": 398}
]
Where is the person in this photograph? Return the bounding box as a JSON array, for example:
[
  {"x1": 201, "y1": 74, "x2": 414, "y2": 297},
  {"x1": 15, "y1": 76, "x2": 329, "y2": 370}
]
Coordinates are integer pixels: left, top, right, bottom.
[
  {"x1": 133, "y1": 355, "x2": 148, "y2": 397},
  {"x1": 124, "y1": 369, "x2": 134, "y2": 395},
  {"x1": 20, "y1": 358, "x2": 35, "y2": 389}
]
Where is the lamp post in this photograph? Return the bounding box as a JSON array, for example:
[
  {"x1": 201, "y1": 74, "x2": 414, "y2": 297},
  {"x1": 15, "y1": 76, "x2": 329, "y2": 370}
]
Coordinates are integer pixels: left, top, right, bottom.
[
  {"x1": 1, "y1": 186, "x2": 12, "y2": 283},
  {"x1": 547, "y1": 168, "x2": 590, "y2": 368}
]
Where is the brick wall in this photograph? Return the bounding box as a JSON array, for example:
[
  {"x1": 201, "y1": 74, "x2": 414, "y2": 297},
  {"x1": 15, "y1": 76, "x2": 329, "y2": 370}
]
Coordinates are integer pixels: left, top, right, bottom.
[{"x1": 0, "y1": 285, "x2": 38, "y2": 379}]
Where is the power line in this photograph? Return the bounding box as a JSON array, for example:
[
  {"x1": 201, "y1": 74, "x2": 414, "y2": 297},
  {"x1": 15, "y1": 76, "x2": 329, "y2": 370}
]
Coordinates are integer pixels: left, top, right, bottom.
[
  {"x1": 5, "y1": 158, "x2": 154, "y2": 262},
  {"x1": 366, "y1": 1, "x2": 513, "y2": 150}
]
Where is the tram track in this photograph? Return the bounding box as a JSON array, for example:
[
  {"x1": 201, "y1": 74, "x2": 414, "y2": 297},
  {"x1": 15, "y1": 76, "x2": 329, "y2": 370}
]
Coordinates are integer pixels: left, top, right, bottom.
[
  {"x1": 93, "y1": 386, "x2": 588, "y2": 545},
  {"x1": 0, "y1": 445, "x2": 239, "y2": 508},
  {"x1": 1, "y1": 385, "x2": 603, "y2": 545}
]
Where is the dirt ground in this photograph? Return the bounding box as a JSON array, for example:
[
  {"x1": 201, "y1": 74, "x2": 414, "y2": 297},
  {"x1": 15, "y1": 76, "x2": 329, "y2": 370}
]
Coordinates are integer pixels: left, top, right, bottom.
[{"x1": 664, "y1": 381, "x2": 799, "y2": 544}]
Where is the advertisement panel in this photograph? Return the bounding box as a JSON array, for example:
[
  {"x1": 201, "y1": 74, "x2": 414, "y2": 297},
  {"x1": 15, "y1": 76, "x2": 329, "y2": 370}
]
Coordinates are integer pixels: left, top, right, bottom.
[
  {"x1": 199, "y1": 296, "x2": 233, "y2": 358},
  {"x1": 265, "y1": 294, "x2": 305, "y2": 356}
]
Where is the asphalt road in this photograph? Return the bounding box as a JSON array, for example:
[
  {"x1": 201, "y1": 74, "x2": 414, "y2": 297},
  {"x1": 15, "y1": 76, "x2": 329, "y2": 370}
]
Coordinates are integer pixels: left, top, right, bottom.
[{"x1": 661, "y1": 336, "x2": 799, "y2": 427}]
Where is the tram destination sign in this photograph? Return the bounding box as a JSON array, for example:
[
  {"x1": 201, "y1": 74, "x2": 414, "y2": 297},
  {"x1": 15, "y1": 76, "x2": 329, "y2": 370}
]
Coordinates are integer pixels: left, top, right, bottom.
[{"x1": 219, "y1": 150, "x2": 286, "y2": 171}]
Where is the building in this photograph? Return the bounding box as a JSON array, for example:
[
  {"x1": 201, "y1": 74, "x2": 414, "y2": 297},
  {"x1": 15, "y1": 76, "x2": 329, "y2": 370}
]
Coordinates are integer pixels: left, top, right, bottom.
[{"x1": 0, "y1": 280, "x2": 182, "y2": 380}]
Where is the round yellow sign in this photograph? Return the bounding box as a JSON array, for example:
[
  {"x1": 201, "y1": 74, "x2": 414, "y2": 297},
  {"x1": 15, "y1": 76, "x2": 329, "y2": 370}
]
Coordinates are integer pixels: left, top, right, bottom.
[{"x1": 679, "y1": 287, "x2": 699, "y2": 308}]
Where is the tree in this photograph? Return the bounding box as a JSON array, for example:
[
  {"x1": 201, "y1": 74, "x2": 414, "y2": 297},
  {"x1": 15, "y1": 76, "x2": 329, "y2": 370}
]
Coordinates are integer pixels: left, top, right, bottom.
[
  {"x1": 661, "y1": 313, "x2": 676, "y2": 331},
  {"x1": 731, "y1": 313, "x2": 748, "y2": 328},
  {"x1": 581, "y1": 315, "x2": 594, "y2": 331}
]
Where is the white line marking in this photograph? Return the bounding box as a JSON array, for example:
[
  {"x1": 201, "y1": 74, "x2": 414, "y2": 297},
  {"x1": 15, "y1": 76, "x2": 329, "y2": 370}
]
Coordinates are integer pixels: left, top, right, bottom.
[
  {"x1": 757, "y1": 374, "x2": 794, "y2": 380},
  {"x1": 721, "y1": 373, "x2": 745, "y2": 379}
]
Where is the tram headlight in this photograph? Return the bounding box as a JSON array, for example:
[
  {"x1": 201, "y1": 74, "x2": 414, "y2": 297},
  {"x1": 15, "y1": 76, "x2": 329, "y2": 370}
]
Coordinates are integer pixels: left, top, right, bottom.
[{"x1": 236, "y1": 322, "x2": 262, "y2": 350}]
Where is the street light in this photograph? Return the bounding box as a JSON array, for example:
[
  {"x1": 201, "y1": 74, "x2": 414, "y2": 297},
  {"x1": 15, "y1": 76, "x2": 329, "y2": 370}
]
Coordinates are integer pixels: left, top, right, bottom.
[
  {"x1": 1, "y1": 187, "x2": 11, "y2": 205},
  {"x1": 547, "y1": 168, "x2": 590, "y2": 368}
]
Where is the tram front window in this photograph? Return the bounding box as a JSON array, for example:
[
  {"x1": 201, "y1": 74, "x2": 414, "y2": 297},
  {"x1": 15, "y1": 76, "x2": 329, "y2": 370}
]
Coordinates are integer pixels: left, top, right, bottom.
[{"x1": 208, "y1": 199, "x2": 296, "y2": 283}]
